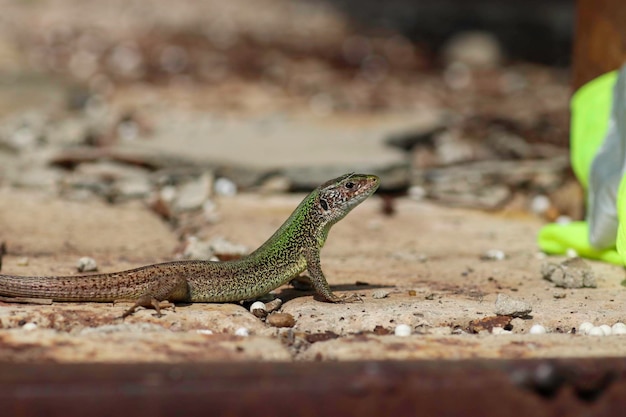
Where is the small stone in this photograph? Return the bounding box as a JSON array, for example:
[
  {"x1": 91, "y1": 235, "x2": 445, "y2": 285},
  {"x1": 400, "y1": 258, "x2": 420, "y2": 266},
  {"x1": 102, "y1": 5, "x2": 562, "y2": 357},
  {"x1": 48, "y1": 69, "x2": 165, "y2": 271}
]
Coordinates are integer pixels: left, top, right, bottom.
[
  {"x1": 494, "y1": 293, "x2": 532, "y2": 317},
  {"x1": 17, "y1": 257, "x2": 29, "y2": 266},
  {"x1": 492, "y1": 327, "x2": 512, "y2": 335},
  {"x1": 174, "y1": 173, "x2": 213, "y2": 212},
  {"x1": 214, "y1": 177, "x2": 237, "y2": 196},
  {"x1": 481, "y1": 249, "x2": 506, "y2": 261},
  {"x1": 267, "y1": 313, "x2": 296, "y2": 328},
  {"x1": 530, "y1": 195, "x2": 551, "y2": 215},
  {"x1": 600, "y1": 324, "x2": 612, "y2": 336},
  {"x1": 443, "y1": 30, "x2": 503, "y2": 69},
  {"x1": 372, "y1": 289, "x2": 390, "y2": 299},
  {"x1": 209, "y1": 237, "x2": 248, "y2": 260},
  {"x1": 259, "y1": 176, "x2": 291, "y2": 194},
  {"x1": 541, "y1": 257, "x2": 596, "y2": 288},
  {"x1": 77, "y1": 256, "x2": 98, "y2": 272},
  {"x1": 579, "y1": 321, "x2": 594, "y2": 335},
  {"x1": 408, "y1": 185, "x2": 426, "y2": 200},
  {"x1": 22, "y1": 322, "x2": 37, "y2": 331},
  {"x1": 588, "y1": 326, "x2": 605, "y2": 337},
  {"x1": 394, "y1": 324, "x2": 412, "y2": 337},
  {"x1": 264, "y1": 298, "x2": 283, "y2": 313},
  {"x1": 407, "y1": 290, "x2": 417, "y2": 296},
  {"x1": 195, "y1": 329, "x2": 214, "y2": 335},
  {"x1": 556, "y1": 216, "x2": 572, "y2": 225},
  {"x1": 234, "y1": 327, "x2": 250, "y2": 336},
  {"x1": 529, "y1": 324, "x2": 547, "y2": 334},
  {"x1": 182, "y1": 236, "x2": 214, "y2": 260},
  {"x1": 113, "y1": 176, "x2": 152, "y2": 200},
  {"x1": 250, "y1": 301, "x2": 267, "y2": 318},
  {"x1": 611, "y1": 323, "x2": 626, "y2": 335}
]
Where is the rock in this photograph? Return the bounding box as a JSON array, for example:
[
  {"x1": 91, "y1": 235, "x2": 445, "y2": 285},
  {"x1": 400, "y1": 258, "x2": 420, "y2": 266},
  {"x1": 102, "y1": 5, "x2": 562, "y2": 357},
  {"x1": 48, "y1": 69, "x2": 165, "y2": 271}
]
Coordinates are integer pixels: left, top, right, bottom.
[
  {"x1": 10, "y1": 167, "x2": 63, "y2": 189},
  {"x1": 442, "y1": 31, "x2": 503, "y2": 69},
  {"x1": 209, "y1": 237, "x2": 248, "y2": 260},
  {"x1": 249, "y1": 301, "x2": 267, "y2": 319},
  {"x1": 264, "y1": 298, "x2": 283, "y2": 313},
  {"x1": 173, "y1": 172, "x2": 213, "y2": 212},
  {"x1": 267, "y1": 313, "x2": 296, "y2": 328},
  {"x1": 76, "y1": 256, "x2": 98, "y2": 272},
  {"x1": 112, "y1": 176, "x2": 152, "y2": 200},
  {"x1": 541, "y1": 257, "x2": 597, "y2": 288},
  {"x1": 181, "y1": 237, "x2": 216, "y2": 261},
  {"x1": 372, "y1": 289, "x2": 391, "y2": 299},
  {"x1": 214, "y1": 177, "x2": 237, "y2": 196},
  {"x1": 494, "y1": 293, "x2": 532, "y2": 317},
  {"x1": 117, "y1": 109, "x2": 427, "y2": 191},
  {"x1": 481, "y1": 249, "x2": 506, "y2": 261}
]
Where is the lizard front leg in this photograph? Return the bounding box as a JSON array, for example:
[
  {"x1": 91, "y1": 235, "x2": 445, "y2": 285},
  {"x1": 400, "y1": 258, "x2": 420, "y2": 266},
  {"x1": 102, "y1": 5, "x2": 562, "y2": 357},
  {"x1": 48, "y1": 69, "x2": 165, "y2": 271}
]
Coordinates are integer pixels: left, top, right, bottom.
[
  {"x1": 121, "y1": 274, "x2": 190, "y2": 318},
  {"x1": 304, "y1": 248, "x2": 361, "y2": 303}
]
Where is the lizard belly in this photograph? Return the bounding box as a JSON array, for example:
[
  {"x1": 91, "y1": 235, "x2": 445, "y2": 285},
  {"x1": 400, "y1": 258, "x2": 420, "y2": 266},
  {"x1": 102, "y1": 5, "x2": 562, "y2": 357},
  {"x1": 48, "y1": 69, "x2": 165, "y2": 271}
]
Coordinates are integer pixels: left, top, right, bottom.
[{"x1": 187, "y1": 255, "x2": 308, "y2": 302}]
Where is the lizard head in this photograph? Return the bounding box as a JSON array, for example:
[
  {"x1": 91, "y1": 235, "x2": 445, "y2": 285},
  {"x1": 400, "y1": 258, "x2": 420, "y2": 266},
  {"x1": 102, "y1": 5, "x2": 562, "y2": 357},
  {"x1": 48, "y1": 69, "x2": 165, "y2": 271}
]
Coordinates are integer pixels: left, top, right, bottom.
[{"x1": 316, "y1": 173, "x2": 380, "y2": 225}]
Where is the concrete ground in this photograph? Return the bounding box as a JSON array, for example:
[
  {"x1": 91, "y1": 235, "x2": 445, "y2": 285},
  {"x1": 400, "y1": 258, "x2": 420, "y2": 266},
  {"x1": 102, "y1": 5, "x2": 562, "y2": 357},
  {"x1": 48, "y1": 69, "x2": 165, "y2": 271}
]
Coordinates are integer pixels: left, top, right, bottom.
[
  {"x1": 0, "y1": 0, "x2": 618, "y2": 366},
  {"x1": 1, "y1": 187, "x2": 625, "y2": 363}
]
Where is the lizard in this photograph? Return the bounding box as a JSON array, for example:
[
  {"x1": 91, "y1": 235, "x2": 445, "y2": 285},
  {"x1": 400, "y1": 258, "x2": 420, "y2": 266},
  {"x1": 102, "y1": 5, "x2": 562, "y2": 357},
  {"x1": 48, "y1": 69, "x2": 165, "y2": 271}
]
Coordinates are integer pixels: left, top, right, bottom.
[{"x1": 0, "y1": 173, "x2": 380, "y2": 317}]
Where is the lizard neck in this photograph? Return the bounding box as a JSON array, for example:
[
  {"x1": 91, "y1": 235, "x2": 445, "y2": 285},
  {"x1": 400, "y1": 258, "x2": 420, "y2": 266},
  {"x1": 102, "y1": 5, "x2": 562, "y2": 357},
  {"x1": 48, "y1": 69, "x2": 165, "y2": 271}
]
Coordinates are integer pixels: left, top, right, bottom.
[{"x1": 250, "y1": 189, "x2": 326, "y2": 258}]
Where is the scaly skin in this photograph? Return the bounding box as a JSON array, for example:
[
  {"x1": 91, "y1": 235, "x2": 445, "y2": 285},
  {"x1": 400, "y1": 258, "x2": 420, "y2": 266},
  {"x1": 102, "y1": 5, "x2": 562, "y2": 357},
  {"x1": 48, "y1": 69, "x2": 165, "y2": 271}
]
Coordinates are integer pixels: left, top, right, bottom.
[{"x1": 0, "y1": 173, "x2": 380, "y2": 316}]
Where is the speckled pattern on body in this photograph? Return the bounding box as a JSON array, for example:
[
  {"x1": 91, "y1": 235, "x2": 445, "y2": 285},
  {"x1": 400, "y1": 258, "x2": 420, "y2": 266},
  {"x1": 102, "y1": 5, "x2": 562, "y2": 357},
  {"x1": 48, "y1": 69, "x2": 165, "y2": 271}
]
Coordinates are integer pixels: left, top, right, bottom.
[{"x1": 0, "y1": 173, "x2": 380, "y2": 313}]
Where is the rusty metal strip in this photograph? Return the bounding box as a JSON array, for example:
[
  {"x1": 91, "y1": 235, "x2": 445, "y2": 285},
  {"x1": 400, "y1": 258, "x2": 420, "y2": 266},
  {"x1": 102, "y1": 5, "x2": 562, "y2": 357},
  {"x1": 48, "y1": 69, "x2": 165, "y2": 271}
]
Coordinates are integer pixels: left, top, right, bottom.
[{"x1": 1, "y1": 359, "x2": 626, "y2": 416}]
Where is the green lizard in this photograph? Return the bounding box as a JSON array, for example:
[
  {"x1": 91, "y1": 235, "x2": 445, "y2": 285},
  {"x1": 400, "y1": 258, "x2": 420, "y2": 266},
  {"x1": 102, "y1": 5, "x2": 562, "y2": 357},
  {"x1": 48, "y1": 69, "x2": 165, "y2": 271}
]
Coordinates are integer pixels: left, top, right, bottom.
[{"x1": 0, "y1": 173, "x2": 380, "y2": 317}]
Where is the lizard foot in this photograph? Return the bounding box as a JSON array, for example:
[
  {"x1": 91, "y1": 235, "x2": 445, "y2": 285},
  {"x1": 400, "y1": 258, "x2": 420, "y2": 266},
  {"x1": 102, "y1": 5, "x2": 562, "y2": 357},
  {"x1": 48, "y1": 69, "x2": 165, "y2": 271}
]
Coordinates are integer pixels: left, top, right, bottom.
[
  {"x1": 120, "y1": 296, "x2": 173, "y2": 319},
  {"x1": 324, "y1": 293, "x2": 363, "y2": 303}
]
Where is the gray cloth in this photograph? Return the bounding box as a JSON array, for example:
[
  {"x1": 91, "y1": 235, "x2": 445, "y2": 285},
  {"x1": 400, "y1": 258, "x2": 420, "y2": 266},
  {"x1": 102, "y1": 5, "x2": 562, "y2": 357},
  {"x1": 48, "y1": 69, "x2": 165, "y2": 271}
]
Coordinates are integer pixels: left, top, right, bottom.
[{"x1": 588, "y1": 64, "x2": 626, "y2": 249}]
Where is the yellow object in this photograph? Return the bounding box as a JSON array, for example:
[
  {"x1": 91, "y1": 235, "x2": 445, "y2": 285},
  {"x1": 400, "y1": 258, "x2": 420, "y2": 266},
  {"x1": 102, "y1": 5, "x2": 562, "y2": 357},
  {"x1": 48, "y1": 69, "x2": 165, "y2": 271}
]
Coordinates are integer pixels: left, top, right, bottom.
[
  {"x1": 570, "y1": 70, "x2": 617, "y2": 189},
  {"x1": 538, "y1": 221, "x2": 622, "y2": 264},
  {"x1": 538, "y1": 70, "x2": 623, "y2": 263},
  {"x1": 617, "y1": 173, "x2": 626, "y2": 264}
]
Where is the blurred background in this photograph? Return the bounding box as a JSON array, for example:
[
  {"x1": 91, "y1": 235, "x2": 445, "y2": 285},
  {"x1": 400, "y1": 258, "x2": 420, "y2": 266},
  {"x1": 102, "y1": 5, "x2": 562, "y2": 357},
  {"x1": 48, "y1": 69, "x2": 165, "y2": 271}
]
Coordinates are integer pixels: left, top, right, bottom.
[{"x1": 0, "y1": 0, "x2": 577, "y2": 220}]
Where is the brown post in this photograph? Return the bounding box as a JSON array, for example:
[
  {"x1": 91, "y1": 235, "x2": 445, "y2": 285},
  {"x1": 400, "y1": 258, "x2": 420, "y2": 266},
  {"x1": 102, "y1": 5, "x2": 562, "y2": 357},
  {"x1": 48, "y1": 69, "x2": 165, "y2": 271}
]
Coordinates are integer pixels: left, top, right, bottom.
[{"x1": 574, "y1": 0, "x2": 626, "y2": 90}]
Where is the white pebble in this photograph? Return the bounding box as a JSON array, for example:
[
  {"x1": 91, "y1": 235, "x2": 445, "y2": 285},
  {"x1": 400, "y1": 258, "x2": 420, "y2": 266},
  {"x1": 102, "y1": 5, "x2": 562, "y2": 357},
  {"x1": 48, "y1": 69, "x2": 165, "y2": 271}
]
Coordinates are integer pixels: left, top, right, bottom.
[
  {"x1": 77, "y1": 256, "x2": 98, "y2": 272},
  {"x1": 529, "y1": 324, "x2": 547, "y2": 334},
  {"x1": 600, "y1": 324, "x2": 613, "y2": 336},
  {"x1": 588, "y1": 326, "x2": 606, "y2": 336},
  {"x1": 22, "y1": 322, "x2": 37, "y2": 331},
  {"x1": 407, "y1": 185, "x2": 426, "y2": 200},
  {"x1": 235, "y1": 327, "x2": 249, "y2": 337},
  {"x1": 491, "y1": 327, "x2": 512, "y2": 335},
  {"x1": 195, "y1": 329, "x2": 214, "y2": 335},
  {"x1": 394, "y1": 324, "x2": 412, "y2": 337},
  {"x1": 579, "y1": 321, "x2": 594, "y2": 335},
  {"x1": 482, "y1": 249, "x2": 506, "y2": 261},
  {"x1": 530, "y1": 195, "x2": 550, "y2": 215},
  {"x1": 371, "y1": 289, "x2": 391, "y2": 299},
  {"x1": 612, "y1": 322, "x2": 626, "y2": 335},
  {"x1": 556, "y1": 215, "x2": 572, "y2": 225},
  {"x1": 214, "y1": 177, "x2": 237, "y2": 196},
  {"x1": 17, "y1": 257, "x2": 29, "y2": 266},
  {"x1": 566, "y1": 248, "x2": 578, "y2": 258},
  {"x1": 249, "y1": 301, "x2": 266, "y2": 313}
]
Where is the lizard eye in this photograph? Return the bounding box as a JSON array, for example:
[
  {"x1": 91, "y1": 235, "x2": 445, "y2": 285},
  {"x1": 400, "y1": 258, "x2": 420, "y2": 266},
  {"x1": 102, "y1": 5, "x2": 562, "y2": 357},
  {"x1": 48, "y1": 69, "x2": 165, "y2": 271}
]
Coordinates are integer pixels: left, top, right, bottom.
[
  {"x1": 345, "y1": 182, "x2": 355, "y2": 189},
  {"x1": 320, "y1": 198, "x2": 329, "y2": 210}
]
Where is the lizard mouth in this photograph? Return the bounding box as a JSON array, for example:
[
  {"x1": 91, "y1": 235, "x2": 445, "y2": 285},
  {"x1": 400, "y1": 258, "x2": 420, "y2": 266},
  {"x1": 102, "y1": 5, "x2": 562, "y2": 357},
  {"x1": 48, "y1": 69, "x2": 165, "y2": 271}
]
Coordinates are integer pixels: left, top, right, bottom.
[{"x1": 346, "y1": 174, "x2": 380, "y2": 207}]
